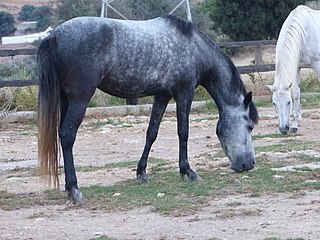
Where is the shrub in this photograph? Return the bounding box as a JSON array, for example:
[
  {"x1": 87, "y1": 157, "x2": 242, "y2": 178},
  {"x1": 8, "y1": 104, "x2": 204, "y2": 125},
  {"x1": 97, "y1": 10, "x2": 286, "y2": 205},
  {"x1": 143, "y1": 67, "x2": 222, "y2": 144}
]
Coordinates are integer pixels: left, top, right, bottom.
[
  {"x1": 18, "y1": 5, "x2": 53, "y2": 31},
  {"x1": 0, "y1": 11, "x2": 16, "y2": 38},
  {"x1": 12, "y1": 86, "x2": 38, "y2": 111},
  {"x1": 201, "y1": 0, "x2": 307, "y2": 40},
  {"x1": 18, "y1": 4, "x2": 37, "y2": 21}
]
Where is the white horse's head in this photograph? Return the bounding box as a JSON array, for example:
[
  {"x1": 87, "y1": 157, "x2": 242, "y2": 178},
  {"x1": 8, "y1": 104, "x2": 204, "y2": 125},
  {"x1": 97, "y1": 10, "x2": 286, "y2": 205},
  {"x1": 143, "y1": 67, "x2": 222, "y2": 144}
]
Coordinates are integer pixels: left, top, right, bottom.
[{"x1": 268, "y1": 82, "x2": 292, "y2": 134}]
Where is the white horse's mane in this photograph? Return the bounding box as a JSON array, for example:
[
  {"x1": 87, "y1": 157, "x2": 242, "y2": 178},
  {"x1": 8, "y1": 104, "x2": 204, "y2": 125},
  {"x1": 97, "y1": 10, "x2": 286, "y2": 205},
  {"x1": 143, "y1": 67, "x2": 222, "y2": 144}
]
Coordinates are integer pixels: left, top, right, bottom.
[{"x1": 274, "y1": 5, "x2": 309, "y2": 90}]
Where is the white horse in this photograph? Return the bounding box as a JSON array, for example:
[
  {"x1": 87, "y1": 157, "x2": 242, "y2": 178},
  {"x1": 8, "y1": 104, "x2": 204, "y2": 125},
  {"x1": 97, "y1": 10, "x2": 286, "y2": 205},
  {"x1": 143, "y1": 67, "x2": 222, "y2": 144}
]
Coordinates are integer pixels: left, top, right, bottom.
[{"x1": 268, "y1": 5, "x2": 320, "y2": 134}]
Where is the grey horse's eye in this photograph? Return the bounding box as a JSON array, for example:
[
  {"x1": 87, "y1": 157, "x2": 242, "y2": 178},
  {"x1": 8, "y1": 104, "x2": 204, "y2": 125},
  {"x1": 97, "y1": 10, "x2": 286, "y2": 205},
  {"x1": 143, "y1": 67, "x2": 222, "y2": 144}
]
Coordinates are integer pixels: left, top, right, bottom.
[
  {"x1": 287, "y1": 101, "x2": 290, "y2": 105},
  {"x1": 272, "y1": 102, "x2": 276, "y2": 107}
]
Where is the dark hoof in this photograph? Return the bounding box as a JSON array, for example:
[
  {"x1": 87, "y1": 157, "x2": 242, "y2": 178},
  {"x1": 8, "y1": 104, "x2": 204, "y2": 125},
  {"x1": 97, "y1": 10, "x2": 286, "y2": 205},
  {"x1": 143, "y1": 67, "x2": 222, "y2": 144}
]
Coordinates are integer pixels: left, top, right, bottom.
[
  {"x1": 289, "y1": 127, "x2": 298, "y2": 134},
  {"x1": 68, "y1": 187, "x2": 83, "y2": 204},
  {"x1": 181, "y1": 170, "x2": 202, "y2": 182},
  {"x1": 136, "y1": 172, "x2": 149, "y2": 184}
]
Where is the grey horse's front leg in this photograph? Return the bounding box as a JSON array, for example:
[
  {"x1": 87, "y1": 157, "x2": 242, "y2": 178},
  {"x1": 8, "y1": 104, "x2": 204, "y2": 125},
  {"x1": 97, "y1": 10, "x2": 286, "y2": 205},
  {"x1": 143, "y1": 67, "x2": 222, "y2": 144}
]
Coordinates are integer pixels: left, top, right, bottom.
[{"x1": 175, "y1": 92, "x2": 200, "y2": 182}]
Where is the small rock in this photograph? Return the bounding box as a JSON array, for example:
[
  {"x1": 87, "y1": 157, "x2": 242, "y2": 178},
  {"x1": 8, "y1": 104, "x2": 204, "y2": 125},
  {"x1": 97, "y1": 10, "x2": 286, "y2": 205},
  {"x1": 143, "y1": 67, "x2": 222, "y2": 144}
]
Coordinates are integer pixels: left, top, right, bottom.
[
  {"x1": 310, "y1": 112, "x2": 320, "y2": 119},
  {"x1": 274, "y1": 175, "x2": 284, "y2": 180},
  {"x1": 259, "y1": 221, "x2": 272, "y2": 228},
  {"x1": 113, "y1": 192, "x2": 121, "y2": 197},
  {"x1": 95, "y1": 231, "x2": 104, "y2": 236},
  {"x1": 157, "y1": 192, "x2": 165, "y2": 198},
  {"x1": 305, "y1": 180, "x2": 317, "y2": 183},
  {"x1": 34, "y1": 218, "x2": 45, "y2": 223}
]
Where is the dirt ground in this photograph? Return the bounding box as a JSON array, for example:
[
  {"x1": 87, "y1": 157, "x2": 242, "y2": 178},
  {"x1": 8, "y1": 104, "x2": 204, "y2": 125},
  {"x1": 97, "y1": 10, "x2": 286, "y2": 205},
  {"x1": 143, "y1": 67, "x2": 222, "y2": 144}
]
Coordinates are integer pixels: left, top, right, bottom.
[{"x1": 1, "y1": 105, "x2": 320, "y2": 240}]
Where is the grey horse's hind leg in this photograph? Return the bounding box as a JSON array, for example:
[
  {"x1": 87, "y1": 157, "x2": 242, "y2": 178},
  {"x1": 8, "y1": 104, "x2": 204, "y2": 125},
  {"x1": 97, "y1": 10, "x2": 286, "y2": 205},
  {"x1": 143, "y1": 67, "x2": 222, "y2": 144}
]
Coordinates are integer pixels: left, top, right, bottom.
[
  {"x1": 59, "y1": 100, "x2": 88, "y2": 203},
  {"x1": 136, "y1": 95, "x2": 171, "y2": 184},
  {"x1": 68, "y1": 187, "x2": 83, "y2": 204}
]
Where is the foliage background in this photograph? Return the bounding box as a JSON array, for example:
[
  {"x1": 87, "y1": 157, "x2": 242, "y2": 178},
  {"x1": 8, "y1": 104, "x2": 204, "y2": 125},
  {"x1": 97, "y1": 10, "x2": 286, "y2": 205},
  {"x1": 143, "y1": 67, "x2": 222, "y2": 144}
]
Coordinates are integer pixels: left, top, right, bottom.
[
  {"x1": 0, "y1": 11, "x2": 16, "y2": 38},
  {"x1": 201, "y1": 0, "x2": 307, "y2": 41}
]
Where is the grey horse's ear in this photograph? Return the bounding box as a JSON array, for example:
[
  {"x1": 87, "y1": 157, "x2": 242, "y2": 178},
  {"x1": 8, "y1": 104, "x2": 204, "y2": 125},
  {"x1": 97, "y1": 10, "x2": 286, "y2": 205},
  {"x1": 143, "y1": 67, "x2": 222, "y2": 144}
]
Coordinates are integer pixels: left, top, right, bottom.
[{"x1": 244, "y1": 92, "x2": 252, "y2": 108}]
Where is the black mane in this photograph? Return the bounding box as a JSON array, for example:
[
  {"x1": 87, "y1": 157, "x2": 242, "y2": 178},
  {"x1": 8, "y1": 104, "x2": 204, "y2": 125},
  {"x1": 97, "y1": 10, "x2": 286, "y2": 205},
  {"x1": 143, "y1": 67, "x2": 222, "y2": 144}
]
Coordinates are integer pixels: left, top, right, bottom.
[{"x1": 162, "y1": 15, "x2": 194, "y2": 37}]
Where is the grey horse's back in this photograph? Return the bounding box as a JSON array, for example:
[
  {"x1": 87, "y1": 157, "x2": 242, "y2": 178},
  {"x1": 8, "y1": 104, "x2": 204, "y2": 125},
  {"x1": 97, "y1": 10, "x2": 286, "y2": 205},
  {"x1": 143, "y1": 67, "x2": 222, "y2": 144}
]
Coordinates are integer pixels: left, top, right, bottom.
[{"x1": 49, "y1": 16, "x2": 213, "y2": 98}]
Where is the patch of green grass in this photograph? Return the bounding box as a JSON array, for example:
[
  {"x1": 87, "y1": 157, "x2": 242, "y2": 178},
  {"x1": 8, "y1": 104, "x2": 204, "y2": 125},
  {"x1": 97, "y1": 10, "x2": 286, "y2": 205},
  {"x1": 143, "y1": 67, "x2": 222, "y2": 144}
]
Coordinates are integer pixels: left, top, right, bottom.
[
  {"x1": 304, "y1": 181, "x2": 320, "y2": 190},
  {"x1": 253, "y1": 157, "x2": 285, "y2": 169},
  {"x1": 246, "y1": 169, "x2": 309, "y2": 194},
  {"x1": 90, "y1": 236, "x2": 117, "y2": 240},
  {"x1": 1, "y1": 154, "x2": 319, "y2": 213},
  {"x1": 75, "y1": 160, "x2": 138, "y2": 173},
  {"x1": 78, "y1": 157, "x2": 320, "y2": 215},
  {"x1": 264, "y1": 238, "x2": 305, "y2": 240},
  {"x1": 301, "y1": 94, "x2": 320, "y2": 109},
  {"x1": 255, "y1": 140, "x2": 320, "y2": 153},
  {"x1": 82, "y1": 170, "x2": 213, "y2": 214},
  {"x1": 253, "y1": 133, "x2": 300, "y2": 140}
]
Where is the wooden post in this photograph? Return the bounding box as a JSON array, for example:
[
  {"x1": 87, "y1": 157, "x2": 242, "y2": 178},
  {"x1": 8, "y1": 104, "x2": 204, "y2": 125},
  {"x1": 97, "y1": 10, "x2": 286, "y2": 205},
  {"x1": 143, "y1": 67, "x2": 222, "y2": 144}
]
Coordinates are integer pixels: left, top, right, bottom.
[{"x1": 255, "y1": 45, "x2": 262, "y2": 65}]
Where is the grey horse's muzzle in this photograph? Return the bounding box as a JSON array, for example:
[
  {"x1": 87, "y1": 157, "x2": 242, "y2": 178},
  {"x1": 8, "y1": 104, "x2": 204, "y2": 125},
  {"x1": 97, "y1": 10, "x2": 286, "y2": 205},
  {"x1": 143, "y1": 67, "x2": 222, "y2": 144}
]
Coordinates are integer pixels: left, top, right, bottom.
[{"x1": 231, "y1": 156, "x2": 255, "y2": 172}]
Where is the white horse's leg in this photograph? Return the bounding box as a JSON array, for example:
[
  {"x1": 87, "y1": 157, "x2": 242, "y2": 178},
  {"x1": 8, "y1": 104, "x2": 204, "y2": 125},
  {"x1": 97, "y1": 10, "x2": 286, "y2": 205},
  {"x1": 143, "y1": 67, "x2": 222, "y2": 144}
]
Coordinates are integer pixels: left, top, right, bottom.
[
  {"x1": 312, "y1": 61, "x2": 320, "y2": 78},
  {"x1": 290, "y1": 69, "x2": 301, "y2": 133}
]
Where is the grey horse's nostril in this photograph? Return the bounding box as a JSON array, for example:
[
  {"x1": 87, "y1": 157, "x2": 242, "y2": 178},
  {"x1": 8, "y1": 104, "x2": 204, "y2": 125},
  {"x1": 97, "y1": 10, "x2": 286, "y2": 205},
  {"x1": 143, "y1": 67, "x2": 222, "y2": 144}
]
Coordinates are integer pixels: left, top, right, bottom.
[
  {"x1": 242, "y1": 164, "x2": 250, "y2": 172},
  {"x1": 243, "y1": 161, "x2": 255, "y2": 171}
]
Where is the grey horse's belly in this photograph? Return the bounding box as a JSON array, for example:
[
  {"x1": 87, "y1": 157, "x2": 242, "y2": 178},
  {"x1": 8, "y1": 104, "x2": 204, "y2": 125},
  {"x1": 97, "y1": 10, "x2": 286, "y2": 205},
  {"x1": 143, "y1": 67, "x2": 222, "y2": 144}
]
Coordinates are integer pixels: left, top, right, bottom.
[{"x1": 97, "y1": 72, "x2": 168, "y2": 98}]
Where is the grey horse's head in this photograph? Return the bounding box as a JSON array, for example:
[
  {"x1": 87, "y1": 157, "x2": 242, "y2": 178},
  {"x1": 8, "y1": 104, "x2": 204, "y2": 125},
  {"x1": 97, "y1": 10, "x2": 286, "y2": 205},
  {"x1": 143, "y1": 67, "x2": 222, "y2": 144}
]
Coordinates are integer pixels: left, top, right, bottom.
[{"x1": 216, "y1": 92, "x2": 258, "y2": 172}]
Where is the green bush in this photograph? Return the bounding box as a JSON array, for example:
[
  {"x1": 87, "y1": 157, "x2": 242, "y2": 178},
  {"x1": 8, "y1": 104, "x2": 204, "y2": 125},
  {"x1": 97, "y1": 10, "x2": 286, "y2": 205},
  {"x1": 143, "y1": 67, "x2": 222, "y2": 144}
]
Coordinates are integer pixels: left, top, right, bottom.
[
  {"x1": 201, "y1": 0, "x2": 307, "y2": 40},
  {"x1": 56, "y1": 0, "x2": 99, "y2": 21},
  {"x1": 18, "y1": 5, "x2": 51, "y2": 21},
  {"x1": 18, "y1": 5, "x2": 53, "y2": 31},
  {"x1": 12, "y1": 86, "x2": 38, "y2": 111},
  {"x1": 0, "y1": 11, "x2": 16, "y2": 38},
  {"x1": 18, "y1": 5, "x2": 36, "y2": 21},
  {"x1": 301, "y1": 74, "x2": 320, "y2": 93}
]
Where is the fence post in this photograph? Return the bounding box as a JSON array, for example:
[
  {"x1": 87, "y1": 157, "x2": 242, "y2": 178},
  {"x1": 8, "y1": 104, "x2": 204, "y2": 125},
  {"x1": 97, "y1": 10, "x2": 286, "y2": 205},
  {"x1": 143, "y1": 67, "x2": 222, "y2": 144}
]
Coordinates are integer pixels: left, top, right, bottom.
[{"x1": 255, "y1": 45, "x2": 262, "y2": 65}]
